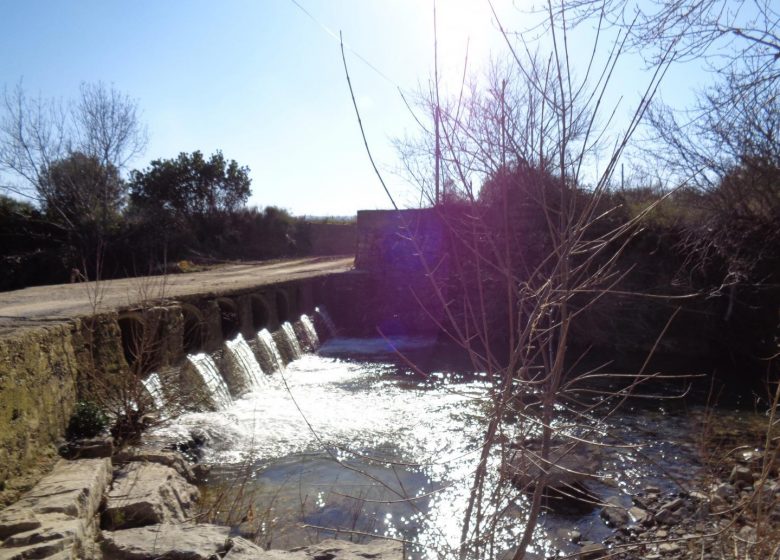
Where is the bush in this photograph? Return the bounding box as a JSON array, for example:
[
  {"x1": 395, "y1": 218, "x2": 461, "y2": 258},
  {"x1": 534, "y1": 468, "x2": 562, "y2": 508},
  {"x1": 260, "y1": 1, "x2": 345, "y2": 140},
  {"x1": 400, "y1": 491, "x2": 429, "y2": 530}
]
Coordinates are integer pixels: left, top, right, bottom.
[{"x1": 66, "y1": 401, "x2": 108, "y2": 440}]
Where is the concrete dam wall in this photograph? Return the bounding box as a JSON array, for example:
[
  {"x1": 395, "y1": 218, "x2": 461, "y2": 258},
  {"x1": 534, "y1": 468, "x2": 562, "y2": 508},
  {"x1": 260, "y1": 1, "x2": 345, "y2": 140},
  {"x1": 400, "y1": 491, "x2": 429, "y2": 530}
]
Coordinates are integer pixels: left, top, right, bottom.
[{"x1": 0, "y1": 257, "x2": 361, "y2": 503}]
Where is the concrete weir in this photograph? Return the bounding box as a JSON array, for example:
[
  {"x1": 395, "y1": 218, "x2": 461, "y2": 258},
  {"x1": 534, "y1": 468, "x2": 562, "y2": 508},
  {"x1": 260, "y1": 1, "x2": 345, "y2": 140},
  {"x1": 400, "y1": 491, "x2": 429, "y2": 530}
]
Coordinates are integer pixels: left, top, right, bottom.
[{"x1": 0, "y1": 257, "x2": 355, "y2": 504}]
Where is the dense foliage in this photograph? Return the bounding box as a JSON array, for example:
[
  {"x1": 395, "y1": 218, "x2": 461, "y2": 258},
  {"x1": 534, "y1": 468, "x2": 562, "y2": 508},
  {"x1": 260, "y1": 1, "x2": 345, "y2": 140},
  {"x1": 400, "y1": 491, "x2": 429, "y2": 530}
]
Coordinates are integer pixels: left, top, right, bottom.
[{"x1": 0, "y1": 148, "x2": 313, "y2": 289}]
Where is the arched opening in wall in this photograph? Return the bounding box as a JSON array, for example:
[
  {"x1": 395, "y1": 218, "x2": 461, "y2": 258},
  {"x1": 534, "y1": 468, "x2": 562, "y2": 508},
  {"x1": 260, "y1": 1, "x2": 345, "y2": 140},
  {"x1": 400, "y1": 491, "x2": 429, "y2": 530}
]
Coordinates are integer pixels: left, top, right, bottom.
[
  {"x1": 251, "y1": 295, "x2": 270, "y2": 332},
  {"x1": 216, "y1": 298, "x2": 240, "y2": 340},
  {"x1": 294, "y1": 286, "x2": 303, "y2": 316},
  {"x1": 181, "y1": 304, "x2": 206, "y2": 354},
  {"x1": 118, "y1": 312, "x2": 160, "y2": 373},
  {"x1": 275, "y1": 290, "x2": 289, "y2": 324}
]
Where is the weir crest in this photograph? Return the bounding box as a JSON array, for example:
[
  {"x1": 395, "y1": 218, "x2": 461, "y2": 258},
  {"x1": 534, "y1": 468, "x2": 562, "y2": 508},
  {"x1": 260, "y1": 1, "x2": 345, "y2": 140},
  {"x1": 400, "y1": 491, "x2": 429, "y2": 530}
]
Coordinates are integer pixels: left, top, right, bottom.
[{"x1": 153, "y1": 310, "x2": 331, "y2": 416}]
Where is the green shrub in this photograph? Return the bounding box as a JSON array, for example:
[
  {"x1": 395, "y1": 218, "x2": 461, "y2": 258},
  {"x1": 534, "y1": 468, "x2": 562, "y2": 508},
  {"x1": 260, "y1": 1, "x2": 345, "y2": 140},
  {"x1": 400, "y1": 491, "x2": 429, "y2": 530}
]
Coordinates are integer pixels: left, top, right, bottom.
[{"x1": 66, "y1": 401, "x2": 108, "y2": 440}]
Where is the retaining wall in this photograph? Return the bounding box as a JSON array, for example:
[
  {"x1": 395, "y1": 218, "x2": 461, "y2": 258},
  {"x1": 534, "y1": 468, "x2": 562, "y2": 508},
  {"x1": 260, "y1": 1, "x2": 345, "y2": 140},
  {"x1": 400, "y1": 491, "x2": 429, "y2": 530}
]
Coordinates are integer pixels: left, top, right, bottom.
[{"x1": 0, "y1": 273, "x2": 362, "y2": 505}]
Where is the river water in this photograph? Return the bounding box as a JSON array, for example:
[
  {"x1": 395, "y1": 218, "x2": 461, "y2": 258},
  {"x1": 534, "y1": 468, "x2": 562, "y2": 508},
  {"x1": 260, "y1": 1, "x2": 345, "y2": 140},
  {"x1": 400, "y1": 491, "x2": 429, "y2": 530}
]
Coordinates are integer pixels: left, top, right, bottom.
[{"x1": 148, "y1": 335, "x2": 771, "y2": 559}]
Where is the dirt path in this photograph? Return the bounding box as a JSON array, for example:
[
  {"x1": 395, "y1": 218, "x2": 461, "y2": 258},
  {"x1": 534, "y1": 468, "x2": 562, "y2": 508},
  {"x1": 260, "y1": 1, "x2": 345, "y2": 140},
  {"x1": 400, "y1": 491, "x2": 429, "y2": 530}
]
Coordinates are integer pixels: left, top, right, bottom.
[{"x1": 0, "y1": 256, "x2": 354, "y2": 331}]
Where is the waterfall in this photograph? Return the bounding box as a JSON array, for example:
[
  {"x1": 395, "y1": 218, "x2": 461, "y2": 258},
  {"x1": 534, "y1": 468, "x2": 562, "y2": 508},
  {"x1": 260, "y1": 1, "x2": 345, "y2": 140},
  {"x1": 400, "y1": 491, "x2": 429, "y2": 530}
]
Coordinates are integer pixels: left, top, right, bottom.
[
  {"x1": 299, "y1": 314, "x2": 320, "y2": 350},
  {"x1": 257, "y1": 328, "x2": 285, "y2": 372},
  {"x1": 225, "y1": 333, "x2": 267, "y2": 389},
  {"x1": 315, "y1": 306, "x2": 338, "y2": 338},
  {"x1": 281, "y1": 321, "x2": 302, "y2": 361},
  {"x1": 141, "y1": 372, "x2": 165, "y2": 409},
  {"x1": 187, "y1": 353, "x2": 233, "y2": 409}
]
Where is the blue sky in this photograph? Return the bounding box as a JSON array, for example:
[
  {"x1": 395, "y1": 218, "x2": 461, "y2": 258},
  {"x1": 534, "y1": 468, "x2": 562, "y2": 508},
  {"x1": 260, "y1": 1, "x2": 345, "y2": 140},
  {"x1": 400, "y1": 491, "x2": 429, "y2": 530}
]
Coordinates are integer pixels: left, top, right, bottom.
[{"x1": 0, "y1": 0, "x2": 707, "y2": 216}]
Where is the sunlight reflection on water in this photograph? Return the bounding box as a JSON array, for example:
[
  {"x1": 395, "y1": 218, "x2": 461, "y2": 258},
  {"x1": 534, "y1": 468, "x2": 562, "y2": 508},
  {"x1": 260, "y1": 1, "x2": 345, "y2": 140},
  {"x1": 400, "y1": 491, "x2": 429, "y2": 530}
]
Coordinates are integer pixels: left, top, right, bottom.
[{"x1": 148, "y1": 336, "x2": 744, "y2": 559}]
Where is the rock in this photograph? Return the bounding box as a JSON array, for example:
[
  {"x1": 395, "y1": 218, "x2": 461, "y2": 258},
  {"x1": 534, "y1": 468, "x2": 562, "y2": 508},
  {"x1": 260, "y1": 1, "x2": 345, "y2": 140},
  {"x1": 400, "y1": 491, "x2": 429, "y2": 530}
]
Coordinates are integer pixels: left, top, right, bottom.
[
  {"x1": 101, "y1": 523, "x2": 231, "y2": 559},
  {"x1": 1, "y1": 517, "x2": 84, "y2": 547},
  {"x1": 730, "y1": 466, "x2": 753, "y2": 485},
  {"x1": 293, "y1": 539, "x2": 403, "y2": 560},
  {"x1": 736, "y1": 449, "x2": 763, "y2": 465},
  {"x1": 601, "y1": 497, "x2": 630, "y2": 527},
  {"x1": 737, "y1": 525, "x2": 757, "y2": 543},
  {"x1": 653, "y1": 508, "x2": 680, "y2": 526},
  {"x1": 658, "y1": 542, "x2": 680, "y2": 554},
  {"x1": 113, "y1": 448, "x2": 197, "y2": 483},
  {"x1": 222, "y1": 537, "x2": 275, "y2": 560},
  {"x1": 713, "y1": 483, "x2": 735, "y2": 498},
  {"x1": 0, "y1": 458, "x2": 110, "y2": 559},
  {"x1": 628, "y1": 506, "x2": 651, "y2": 525},
  {"x1": 59, "y1": 436, "x2": 114, "y2": 459},
  {"x1": 0, "y1": 538, "x2": 69, "y2": 560},
  {"x1": 504, "y1": 438, "x2": 601, "y2": 490},
  {"x1": 101, "y1": 462, "x2": 199, "y2": 530},
  {"x1": 0, "y1": 509, "x2": 40, "y2": 541},
  {"x1": 658, "y1": 497, "x2": 684, "y2": 512},
  {"x1": 103, "y1": 532, "x2": 406, "y2": 560},
  {"x1": 579, "y1": 542, "x2": 607, "y2": 559},
  {"x1": 1, "y1": 458, "x2": 110, "y2": 522}
]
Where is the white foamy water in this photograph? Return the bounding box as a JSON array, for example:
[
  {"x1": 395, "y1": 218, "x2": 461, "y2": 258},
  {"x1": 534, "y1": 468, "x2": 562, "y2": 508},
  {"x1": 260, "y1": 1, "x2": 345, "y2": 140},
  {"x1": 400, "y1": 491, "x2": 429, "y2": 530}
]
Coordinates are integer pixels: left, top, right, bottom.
[
  {"x1": 156, "y1": 353, "x2": 485, "y2": 465},
  {"x1": 150, "y1": 340, "x2": 492, "y2": 555},
  {"x1": 141, "y1": 372, "x2": 165, "y2": 409},
  {"x1": 257, "y1": 328, "x2": 285, "y2": 372},
  {"x1": 187, "y1": 352, "x2": 233, "y2": 409},
  {"x1": 281, "y1": 321, "x2": 302, "y2": 360},
  {"x1": 299, "y1": 314, "x2": 319, "y2": 350},
  {"x1": 224, "y1": 333, "x2": 267, "y2": 389},
  {"x1": 315, "y1": 306, "x2": 338, "y2": 338}
]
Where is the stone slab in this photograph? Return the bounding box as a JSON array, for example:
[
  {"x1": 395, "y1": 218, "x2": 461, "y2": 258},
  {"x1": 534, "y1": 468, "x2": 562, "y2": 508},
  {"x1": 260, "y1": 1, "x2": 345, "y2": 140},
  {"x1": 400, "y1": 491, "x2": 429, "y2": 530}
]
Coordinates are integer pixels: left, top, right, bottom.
[
  {"x1": 102, "y1": 462, "x2": 199, "y2": 530},
  {"x1": 0, "y1": 458, "x2": 110, "y2": 541},
  {"x1": 101, "y1": 523, "x2": 230, "y2": 560}
]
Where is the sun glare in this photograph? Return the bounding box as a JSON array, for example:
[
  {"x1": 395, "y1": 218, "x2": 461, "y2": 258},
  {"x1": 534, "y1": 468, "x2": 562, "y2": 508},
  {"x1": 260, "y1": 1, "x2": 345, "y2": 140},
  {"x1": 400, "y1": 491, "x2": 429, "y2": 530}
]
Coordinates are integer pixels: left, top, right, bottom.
[{"x1": 430, "y1": 0, "x2": 499, "y2": 84}]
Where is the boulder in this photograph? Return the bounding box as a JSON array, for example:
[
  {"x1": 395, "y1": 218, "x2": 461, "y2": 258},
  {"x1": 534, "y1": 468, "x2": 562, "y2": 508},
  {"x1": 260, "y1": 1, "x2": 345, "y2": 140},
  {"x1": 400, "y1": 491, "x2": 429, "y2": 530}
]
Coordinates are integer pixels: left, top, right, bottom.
[
  {"x1": 101, "y1": 462, "x2": 199, "y2": 530},
  {"x1": 504, "y1": 438, "x2": 601, "y2": 490},
  {"x1": 600, "y1": 497, "x2": 629, "y2": 527},
  {"x1": 59, "y1": 437, "x2": 114, "y2": 460},
  {"x1": 287, "y1": 539, "x2": 403, "y2": 560},
  {"x1": 628, "y1": 506, "x2": 650, "y2": 525},
  {"x1": 101, "y1": 523, "x2": 230, "y2": 560},
  {"x1": 730, "y1": 466, "x2": 753, "y2": 486},
  {"x1": 223, "y1": 537, "x2": 289, "y2": 560},
  {"x1": 0, "y1": 459, "x2": 110, "y2": 524},
  {"x1": 0, "y1": 458, "x2": 110, "y2": 559},
  {"x1": 113, "y1": 448, "x2": 197, "y2": 483}
]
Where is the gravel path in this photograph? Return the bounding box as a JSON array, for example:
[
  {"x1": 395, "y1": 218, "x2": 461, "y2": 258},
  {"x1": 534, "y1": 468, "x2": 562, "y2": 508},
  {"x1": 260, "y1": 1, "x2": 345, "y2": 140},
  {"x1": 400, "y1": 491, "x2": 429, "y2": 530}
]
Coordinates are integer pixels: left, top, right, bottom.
[{"x1": 0, "y1": 256, "x2": 354, "y2": 333}]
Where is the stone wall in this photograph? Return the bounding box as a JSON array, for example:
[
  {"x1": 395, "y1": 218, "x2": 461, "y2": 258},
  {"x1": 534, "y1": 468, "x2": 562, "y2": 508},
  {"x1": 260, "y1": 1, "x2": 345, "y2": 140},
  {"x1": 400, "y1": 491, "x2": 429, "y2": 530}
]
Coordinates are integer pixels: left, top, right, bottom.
[
  {"x1": 0, "y1": 324, "x2": 84, "y2": 500},
  {"x1": 307, "y1": 222, "x2": 356, "y2": 256},
  {"x1": 353, "y1": 208, "x2": 451, "y2": 336}
]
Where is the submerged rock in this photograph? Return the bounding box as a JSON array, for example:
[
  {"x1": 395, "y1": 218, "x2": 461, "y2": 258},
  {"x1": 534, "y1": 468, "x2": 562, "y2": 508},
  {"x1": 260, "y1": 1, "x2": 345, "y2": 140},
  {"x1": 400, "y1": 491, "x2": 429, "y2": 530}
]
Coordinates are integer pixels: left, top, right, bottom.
[
  {"x1": 504, "y1": 438, "x2": 601, "y2": 491},
  {"x1": 600, "y1": 496, "x2": 630, "y2": 527}
]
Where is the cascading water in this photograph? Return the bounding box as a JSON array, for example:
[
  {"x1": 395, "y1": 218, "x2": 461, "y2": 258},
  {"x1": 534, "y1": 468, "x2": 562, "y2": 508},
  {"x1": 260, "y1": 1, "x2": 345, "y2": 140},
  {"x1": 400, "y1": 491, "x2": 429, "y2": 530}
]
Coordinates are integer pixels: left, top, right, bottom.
[
  {"x1": 299, "y1": 314, "x2": 319, "y2": 350},
  {"x1": 187, "y1": 352, "x2": 233, "y2": 409},
  {"x1": 141, "y1": 372, "x2": 165, "y2": 409},
  {"x1": 257, "y1": 328, "x2": 285, "y2": 372},
  {"x1": 281, "y1": 321, "x2": 302, "y2": 361},
  {"x1": 315, "y1": 306, "x2": 337, "y2": 338},
  {"x1": 225, "y1": 333, "x2": 267, "y2": 389}
]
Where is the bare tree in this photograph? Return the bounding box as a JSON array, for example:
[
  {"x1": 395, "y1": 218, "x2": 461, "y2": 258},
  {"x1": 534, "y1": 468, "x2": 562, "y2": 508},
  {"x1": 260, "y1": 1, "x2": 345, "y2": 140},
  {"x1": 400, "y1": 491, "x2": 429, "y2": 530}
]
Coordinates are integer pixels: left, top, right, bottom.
[
  {"x1": 339, "y1": 1, "x2": 684, "y2": 556},
  {"x1": 73, "y1": 82, "x2": 147, "y2": 171},
  {"x1": 562, "y1": 0, "x2": 779, "y2": 85},
  {"x1": 0, "y1": 81, "x2": 147, "y2": 204}
]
